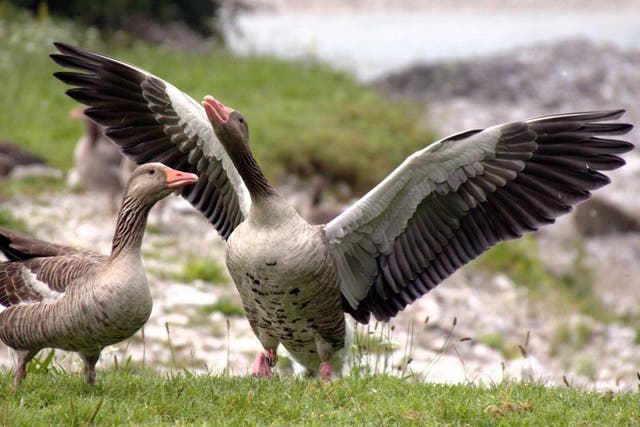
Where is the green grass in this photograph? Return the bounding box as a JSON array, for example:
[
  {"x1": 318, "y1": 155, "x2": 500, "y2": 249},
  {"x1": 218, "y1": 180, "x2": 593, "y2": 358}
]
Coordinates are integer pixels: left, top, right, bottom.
[
  {"x1": 176, "y1": 256, "x2": 230, "y2": 285},
  {"x1": 0, "y1": 370, "x2": 639, "y2": 426},
  {"x1": 477, "y1": 332, "x2": 521, "y2": 360},
  {"x1": 0, "y1": 208, "x2": 30, "y2": 232},
  {"x1": 0, "y1": 6, "x2": 436, "y2": 196},
  {"x1": 197, "y1": 296, "x2": 245, "y2": 317}
]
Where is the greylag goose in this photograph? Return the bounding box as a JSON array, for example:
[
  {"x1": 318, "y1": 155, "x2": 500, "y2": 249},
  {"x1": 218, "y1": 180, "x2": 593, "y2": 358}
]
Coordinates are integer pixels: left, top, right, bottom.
[
  {"x1": 67, "y1": 108, "x2": 134, "y2": 210},
  {"x1": 0, "y1": 162, "x2": 198, "y2": 385},
  {"x1": 50, "y1": 43, "x2": 634, "y2": 380}
]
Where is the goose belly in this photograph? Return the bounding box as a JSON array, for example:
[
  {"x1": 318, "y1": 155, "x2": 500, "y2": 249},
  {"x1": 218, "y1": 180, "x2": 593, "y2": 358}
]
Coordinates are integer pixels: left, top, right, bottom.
[
  {"x1": 0, "y1": 279, "x2": 152, "y2": 353},
  {"x1": 227, "y1": 222, "x2": 346, "y2": 371}
]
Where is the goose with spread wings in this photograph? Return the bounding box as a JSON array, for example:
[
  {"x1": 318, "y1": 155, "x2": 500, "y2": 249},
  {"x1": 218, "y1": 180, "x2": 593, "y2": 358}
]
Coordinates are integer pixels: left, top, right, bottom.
[{"x1": 50, "y1": 42, "x2": 633, "y2": 379}]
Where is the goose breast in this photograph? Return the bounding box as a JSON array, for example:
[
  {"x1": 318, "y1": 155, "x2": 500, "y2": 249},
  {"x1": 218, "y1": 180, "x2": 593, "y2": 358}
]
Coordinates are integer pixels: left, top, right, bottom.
[{"x1": 226, "y1": 213, "x2": 345, "y2": 371}]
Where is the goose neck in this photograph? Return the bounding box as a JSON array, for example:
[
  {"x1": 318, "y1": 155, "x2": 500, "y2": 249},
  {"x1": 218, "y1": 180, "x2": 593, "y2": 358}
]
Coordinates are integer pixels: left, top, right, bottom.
[
  {"x1": 233, "y1": 148, "x2": 275, "y2": 201},
  {"x1": 248, "y1": 193, "x2": 300, "y2": 228},
  {"x1": 109, "y1": 193, "x2": 153, "y2": 261}
]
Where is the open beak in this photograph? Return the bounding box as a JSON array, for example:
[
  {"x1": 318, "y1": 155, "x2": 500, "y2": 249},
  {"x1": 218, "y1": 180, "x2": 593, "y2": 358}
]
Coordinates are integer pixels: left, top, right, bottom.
[
  {"x1": 202, "y1": 95, "x2": 235, "y2": 125},
  {"x1": 164, "y1": 167, "x2": 199, "y2": 188}
]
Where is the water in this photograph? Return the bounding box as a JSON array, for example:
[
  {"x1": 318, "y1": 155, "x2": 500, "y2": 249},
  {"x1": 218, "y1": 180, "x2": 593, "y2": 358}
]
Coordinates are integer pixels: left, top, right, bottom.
[{"x1": 226, "y1": 8, "x2": 640, "y2": 81}]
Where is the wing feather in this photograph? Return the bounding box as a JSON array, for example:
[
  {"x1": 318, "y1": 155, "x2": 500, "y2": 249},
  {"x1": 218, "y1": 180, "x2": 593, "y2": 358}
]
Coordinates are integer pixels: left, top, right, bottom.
[
  {"x1": 326, "y1": 111, "x2": 633, "y2": 323},
  {"x1": 51, "y1": 43, "x2": 250, "y2": 239},
  {"x1": 0, "y1": 228, "x2": 105, "y2": 306}
]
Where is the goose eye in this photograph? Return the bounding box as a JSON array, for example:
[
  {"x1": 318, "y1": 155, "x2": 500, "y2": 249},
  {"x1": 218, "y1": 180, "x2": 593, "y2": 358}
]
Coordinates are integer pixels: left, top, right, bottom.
[
  {"x1": 148, "y1": 168, "x2": 156, "y2": 175},
  {"x1": 239, "y1": 117, "x2": 245, "y2": 124}
]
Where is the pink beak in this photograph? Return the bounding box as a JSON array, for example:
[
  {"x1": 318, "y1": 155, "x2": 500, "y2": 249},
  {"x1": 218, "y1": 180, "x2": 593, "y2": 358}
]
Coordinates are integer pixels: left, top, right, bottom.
[
  {"x1": 164, "y1": 167, "x2": 199, "y2": 188},
  {"x1": 202, "y1": 95, "x2": 235, "y2": 125}
]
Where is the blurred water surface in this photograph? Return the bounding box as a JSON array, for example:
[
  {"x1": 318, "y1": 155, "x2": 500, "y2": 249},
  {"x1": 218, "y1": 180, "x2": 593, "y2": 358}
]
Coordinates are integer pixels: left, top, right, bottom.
[{"x1": 226, "y1": 7, "x2": 640, "y2": 81}]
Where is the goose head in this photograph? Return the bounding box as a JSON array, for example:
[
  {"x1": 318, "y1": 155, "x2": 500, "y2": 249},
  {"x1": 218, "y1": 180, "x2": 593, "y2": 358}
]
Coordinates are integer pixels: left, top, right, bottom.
[
  {"x1": 202, "y1": 95, "x2": 249, "y2": 157},
  {"x1": 202, "y1": 95, "x2": 275, "y2": 200},
  {"x1": 125, "y1": 163, "x2": 199, "y2": 203}
]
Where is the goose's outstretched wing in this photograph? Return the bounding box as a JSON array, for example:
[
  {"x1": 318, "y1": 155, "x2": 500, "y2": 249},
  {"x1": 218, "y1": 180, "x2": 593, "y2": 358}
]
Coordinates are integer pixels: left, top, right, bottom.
[
  {"x1": 50, "y1": 42, "x2": 250, "y2": 239},
  {"x1": 325, "y1": 111, "x2": 633, "y2": 323},
  {"x1": 0, "y1": 226, "x2": 83, "y2": 261},
  {"x1": 0, "y1": 227, "x2": 104, "y2": 306}
]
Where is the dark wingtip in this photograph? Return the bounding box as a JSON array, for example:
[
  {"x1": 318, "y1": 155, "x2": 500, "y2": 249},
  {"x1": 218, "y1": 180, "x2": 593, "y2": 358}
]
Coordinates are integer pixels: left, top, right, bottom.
[
  {"x1": 49, "y1": 53, "x2": 68, "y2": 67},
  {"x1": 64, "y1": 88, "x2": 93, "y2": 107},
  {"x1": 590, "y1": 109, "x2": 626, "y2": 121},
  {"x1": 602, "y1": 109, "x2": 626, "y2": 121},
  {"x1": 617, "y1": 139, "x2": 635, "y2": 154},
  {"x1": 614, "y1": 123, "x2": 634, "y2": 136},
  {"x1": 52, "y1": 41, "x2": 77, "y2": 55},
  {"x1": 530, "y1": 109, "x2": 628, "y2": 124},
  {"x1": 52, "y1": 71, "x2": 77, "y2": 84}
]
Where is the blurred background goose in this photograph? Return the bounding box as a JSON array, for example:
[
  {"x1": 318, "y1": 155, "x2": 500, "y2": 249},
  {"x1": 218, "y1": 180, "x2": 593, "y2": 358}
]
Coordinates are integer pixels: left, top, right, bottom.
[
  {"x1": 0, "y1": 162, "x2": 198, "y2": 385},
  {"x1": 67, "y1": 108, "x2": 135, "y2": 211},
  {"x1": 51, "y1": 43, "x2": 633, "y2": 379}
]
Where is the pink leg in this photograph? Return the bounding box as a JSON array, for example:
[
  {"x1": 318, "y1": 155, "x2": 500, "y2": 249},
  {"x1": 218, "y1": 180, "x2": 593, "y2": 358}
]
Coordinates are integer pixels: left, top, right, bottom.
[
  {"x1": 251, "y1": 352, "x2": 272, "y2": 377},
  {"x1": 81, "y1": 353, "x2": 100, "y2": 385},
  {"x1": 14, "y1": 364, "x2": 27, "y2": 387},
  {"x1": 14, "y1": 350, "x2": 36, "y2": 387},
  {"x1": 319, "y1": 361, "x2": 332, "y2": 381}
]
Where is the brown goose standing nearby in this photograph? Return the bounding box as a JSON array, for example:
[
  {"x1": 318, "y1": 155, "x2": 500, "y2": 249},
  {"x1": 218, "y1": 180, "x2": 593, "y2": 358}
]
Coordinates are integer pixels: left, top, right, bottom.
[
  {"x1": 50, "y1": 43, "x2": 634, "y2": 380},
  {"x1": 0, "y1": 163, "x2": 198, "y2": 385}
]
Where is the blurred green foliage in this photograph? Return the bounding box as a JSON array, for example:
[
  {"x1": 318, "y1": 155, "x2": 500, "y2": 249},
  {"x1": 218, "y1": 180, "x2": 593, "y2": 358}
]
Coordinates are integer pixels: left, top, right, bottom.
[
  {"x1": 5, "y1": 0, "x2": 221, "y2": 37},
  {"x1": 197, "y1": 296, "x2": 245, "y2": 317},
  {"x1": 178, "y1": 256, "x2": 230, "y2": 285},
  {"x1": 0, "y1": 208, "x2": 29, "y2": 232},
  {"x1": 474, "y1": 235, "x2": 554, "y2": 291}
]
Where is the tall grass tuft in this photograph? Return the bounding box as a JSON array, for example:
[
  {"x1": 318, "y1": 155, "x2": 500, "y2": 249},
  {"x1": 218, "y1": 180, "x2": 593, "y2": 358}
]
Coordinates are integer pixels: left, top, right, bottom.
[{"x1": 350, "y1": 320, "x2": 416, "y2": 378}]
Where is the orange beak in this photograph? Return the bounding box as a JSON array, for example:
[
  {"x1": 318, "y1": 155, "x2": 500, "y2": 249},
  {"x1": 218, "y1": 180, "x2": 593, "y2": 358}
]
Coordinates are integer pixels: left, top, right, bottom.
[
  {"x1": 202, "y1": 95, "x2": 235, "y2": 125},
  {"x1": 164, "y1": 167, "x2": 198, "y2": 188}
]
